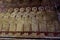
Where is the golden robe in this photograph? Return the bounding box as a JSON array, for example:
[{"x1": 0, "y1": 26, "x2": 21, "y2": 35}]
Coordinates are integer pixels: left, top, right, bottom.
[
  {"x1": 2, "y1": 12, "x2": 10, "y2": 31},
  {"x1": 31, "y1": 12, "x2": 38, "y2": 32},
  {"x1": 23, "y1": 12, "x2": 31, "y2": 31},
  {"x1": 37, "y1": 11, "x2": 47, "y2": 32},
  {"x1": 9, "y1": 12, "x2": 17, "y2": 31},
  {"x1": 0, "y1": 13, "x2": 4, "y2": 31},
  {"x1": 16, "y1": 12, "x2": 24, "y2": 31}
]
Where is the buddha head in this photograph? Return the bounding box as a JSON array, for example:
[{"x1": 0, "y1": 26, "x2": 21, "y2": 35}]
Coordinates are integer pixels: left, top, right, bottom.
[
  {"x1": 3, "y1": 8, "x2": 8, "y2": 13},
  {"x1": 26, "y1": 7, "x2": 31, "y2": 13},
  {"x1": 32, "y1": 7, "x2": 37, "y2": 12},
  {"x1": 8, "y1": 8, "x2": 13, "y2": 13},
  {"x1": 45, "y1": 6, "x2": 51, "y2": 12},
  {"x1": 38, "y1": 6, "x2": 44, "y2": 12},
  {"x1": 20, "y1": 7, "x2": 25, "y2": 13},
  {"x1": 50, "y1": 7, "x2": 55, "y2": 11},
  {"x1": 14, "y1": 8, "x2": 19, "y2": 12}
]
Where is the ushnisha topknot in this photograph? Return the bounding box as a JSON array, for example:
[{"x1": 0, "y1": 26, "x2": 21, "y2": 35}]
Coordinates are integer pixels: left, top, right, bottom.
[{"x1": 32, "y1": 7, "x2": 37, "y2": 12}]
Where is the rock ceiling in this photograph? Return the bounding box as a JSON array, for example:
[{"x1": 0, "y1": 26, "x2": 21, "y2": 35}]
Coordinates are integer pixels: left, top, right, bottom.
[{"x1": 0, "y1": 0, "x2": 60, "y2": 8}]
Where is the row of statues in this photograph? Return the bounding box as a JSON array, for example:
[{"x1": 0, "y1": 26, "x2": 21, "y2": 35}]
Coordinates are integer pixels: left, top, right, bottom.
[{"x1": 0, "y1": 6, "x2": 59, "y2": 32}]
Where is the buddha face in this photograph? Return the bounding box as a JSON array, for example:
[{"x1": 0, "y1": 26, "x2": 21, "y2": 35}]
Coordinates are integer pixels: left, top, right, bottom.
[
  {"x1": 3, "y1": 8, "x2": 8, "y2": 13},
  {"x1": 26, "y1": 7, "x2": 31, "y2": 12},
  {"x1": 50, "y1": 7, "x2": 55, "y2": 11},
  {"x1": 20, "y1": 8, "x2": 25, "y2": 12},
  {"x1": 45, "y1": 6, "x2": 51, "y2": 12},
  {"x1": 14, "y1": 8, "x2": 19, "y2": 12},
  {"x1": 38, "y1": 6, "x2": 44, "y2": 11},
  {"x1": 32, "y1": 7, "x2": 37, "y2": 12},
  {"x1": 8, "y1": 8, "x2": 13, "y2": 13}
]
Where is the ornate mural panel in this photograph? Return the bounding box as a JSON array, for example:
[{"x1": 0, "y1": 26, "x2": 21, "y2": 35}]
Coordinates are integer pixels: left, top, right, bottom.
[{"x1": 0, "y1": 0, "x2": 60, "y2": 38}]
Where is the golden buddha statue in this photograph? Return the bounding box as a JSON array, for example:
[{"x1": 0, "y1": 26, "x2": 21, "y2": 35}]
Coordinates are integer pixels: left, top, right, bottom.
[
  {"x1": 9, "y1": 8, "x2": 19, "y2": 31},
  {"x1": 16, "y1": 8, "x2": 25, "y2": 31}
]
